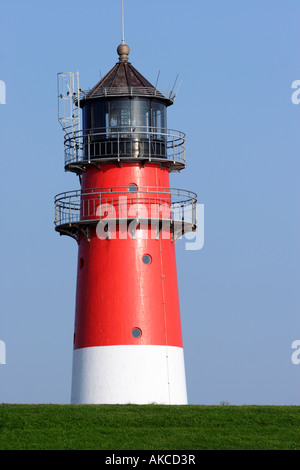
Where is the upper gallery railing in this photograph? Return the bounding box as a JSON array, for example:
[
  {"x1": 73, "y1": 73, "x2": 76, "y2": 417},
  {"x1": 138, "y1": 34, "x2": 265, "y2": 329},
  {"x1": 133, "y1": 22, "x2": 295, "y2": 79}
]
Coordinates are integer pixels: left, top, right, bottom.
[{"x1": 63, "y1": 126, "x2": 186, "y2": 171}]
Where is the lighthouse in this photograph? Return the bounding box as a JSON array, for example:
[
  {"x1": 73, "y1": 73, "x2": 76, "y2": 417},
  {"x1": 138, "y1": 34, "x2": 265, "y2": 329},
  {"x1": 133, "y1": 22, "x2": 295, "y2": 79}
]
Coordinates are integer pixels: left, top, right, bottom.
[{"x1": 55, "y1": 41, "x2": 197, "y2": 405}]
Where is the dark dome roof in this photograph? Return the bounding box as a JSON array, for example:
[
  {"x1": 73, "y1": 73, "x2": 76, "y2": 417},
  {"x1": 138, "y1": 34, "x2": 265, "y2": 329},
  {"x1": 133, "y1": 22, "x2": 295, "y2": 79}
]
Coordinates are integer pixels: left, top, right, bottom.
[{"x1": 80, "y1": 44, "x2": 174, "y2": 106}]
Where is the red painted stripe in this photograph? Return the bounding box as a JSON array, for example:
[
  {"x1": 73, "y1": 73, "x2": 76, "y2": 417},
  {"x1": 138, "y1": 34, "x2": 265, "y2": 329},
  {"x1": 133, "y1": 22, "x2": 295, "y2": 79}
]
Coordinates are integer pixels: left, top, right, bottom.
[
  {"x1": 73, "y1": 162, "x2": 183, "y2": 350},
  {"x1": 74, "y1": 228, "x2": 183, "y2": 349},
  {"x1": 81, "y1": 163, "x2": 170, "y2": 191}
]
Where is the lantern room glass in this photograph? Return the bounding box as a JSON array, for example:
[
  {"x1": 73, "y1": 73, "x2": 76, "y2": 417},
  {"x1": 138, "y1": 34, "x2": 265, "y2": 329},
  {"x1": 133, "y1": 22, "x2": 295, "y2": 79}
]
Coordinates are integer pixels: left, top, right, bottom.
[{"x1": 83, "y1": 98, "x2": 167, "y2": 138}]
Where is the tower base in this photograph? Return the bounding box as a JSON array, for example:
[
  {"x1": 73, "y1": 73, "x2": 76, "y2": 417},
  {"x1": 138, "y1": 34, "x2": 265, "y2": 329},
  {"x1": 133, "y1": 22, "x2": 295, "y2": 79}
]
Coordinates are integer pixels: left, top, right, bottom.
[{"x1": 71, "y1": 345, "x2": 188, "y2": 405}]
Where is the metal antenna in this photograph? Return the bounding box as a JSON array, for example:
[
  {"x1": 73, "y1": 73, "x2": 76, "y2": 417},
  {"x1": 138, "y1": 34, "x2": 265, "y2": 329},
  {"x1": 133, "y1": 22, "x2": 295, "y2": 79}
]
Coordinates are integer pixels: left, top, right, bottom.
[
  {"x1": 174, "y1": 79, "x2": 183, "y2": 100},
  {"x1": 122, "y1": 0, "x2": 125, "y2": 44},
  {"x1": 171, "y1": 74, "x2": 179, "y2": 95},
  {"x1": 155, "y1": 70, "x2": 161, "y2": 89}
]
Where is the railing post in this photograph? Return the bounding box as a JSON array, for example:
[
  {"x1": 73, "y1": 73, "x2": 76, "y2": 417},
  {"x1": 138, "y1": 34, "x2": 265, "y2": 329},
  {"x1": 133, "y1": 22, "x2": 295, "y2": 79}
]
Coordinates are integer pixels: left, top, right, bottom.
[
  {"x1": 72, "y1": 135, "x2": 75, "y2": 164},
  {"x1": 64, "y1": 140, "x2": 67, "y2": 167},
  {"x1": 173, "y1": 135, "x2": 175, "y2": 162},
  {"x1": 88, "y1": 134, "x2": 91, "y2": 163},
  {"x1": 55, "y1": 203, "x2": 58, "y2": 226},
  {"x1": 69, "y1": 196, "x2": 72, "y2": 223},
  {"x1": 193, "y1": 199, "x2": 196, "y2": 226}
]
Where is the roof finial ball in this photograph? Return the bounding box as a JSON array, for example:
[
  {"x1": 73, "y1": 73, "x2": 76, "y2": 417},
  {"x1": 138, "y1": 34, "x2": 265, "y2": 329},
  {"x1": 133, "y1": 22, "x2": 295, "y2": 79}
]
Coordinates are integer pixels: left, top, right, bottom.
[{"x1": 117, "y1": 43, "x2": 130, "y2": 62}]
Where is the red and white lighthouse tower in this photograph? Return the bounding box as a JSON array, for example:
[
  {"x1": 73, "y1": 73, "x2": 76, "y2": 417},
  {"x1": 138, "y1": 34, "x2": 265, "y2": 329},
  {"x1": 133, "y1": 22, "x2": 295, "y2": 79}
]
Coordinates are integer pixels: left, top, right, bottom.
[{"x1": 55, "y1": 41, "x2": 197, "y2": 405}]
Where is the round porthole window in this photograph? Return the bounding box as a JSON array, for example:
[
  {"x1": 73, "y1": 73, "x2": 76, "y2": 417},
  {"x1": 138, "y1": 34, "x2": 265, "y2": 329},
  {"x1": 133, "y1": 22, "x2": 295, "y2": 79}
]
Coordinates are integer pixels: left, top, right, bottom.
[
  {"x1": 132, "y1": 328, "x2": 142, "y2": 339},
  {"x1": 128, "y1": 184, "x2": 138, "y2": 193},
  {"x1": 142, "y1": 254, "x2": 152, "y2": 265}
]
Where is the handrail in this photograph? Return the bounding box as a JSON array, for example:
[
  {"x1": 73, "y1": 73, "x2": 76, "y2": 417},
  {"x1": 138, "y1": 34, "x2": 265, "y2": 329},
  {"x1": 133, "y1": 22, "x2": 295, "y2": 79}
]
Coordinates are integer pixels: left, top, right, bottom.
[
  {"x1": 79, "y1": 87, "x2": 175, "y2": 102},
  {"x1": 63, "y1": 126, "x2": 186, "y2": 170},
  {"x1": 55, "y1": 186, "x2": 196, "y2": 202},
  {"x1": 54, "y1": 186, "x2": 197, "y2": 229},
  {"x1": 64, "y1": 126, "x2": 185, "y2": 141}
]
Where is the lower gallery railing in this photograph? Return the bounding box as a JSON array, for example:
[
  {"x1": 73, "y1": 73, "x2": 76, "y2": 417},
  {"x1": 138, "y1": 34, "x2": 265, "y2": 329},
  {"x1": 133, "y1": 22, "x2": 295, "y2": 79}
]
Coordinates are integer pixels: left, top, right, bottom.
[{"x1": 54, "y1": 186, "x2": 197, "y2": 237}]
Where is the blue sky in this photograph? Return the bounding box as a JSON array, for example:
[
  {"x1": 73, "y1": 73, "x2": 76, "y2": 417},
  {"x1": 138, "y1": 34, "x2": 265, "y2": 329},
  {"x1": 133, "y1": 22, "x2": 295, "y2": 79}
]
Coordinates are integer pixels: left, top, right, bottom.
[{"x1": 0, "y1": 0, "x2": 299, "y2": 405}]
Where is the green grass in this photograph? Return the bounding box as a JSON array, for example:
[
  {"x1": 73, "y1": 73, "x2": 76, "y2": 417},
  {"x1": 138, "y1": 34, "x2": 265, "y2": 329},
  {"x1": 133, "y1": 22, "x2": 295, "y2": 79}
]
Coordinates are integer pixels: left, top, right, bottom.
[{"x1": 0, "y1": 404, "x2": 299, "y2": 450}]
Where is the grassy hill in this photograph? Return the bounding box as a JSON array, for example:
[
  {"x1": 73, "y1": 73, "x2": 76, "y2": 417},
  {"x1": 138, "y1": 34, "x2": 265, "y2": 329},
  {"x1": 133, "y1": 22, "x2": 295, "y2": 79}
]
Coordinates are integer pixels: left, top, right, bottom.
[{"x1": 0, "y1": 404, "x2": 299, "y2": 450}]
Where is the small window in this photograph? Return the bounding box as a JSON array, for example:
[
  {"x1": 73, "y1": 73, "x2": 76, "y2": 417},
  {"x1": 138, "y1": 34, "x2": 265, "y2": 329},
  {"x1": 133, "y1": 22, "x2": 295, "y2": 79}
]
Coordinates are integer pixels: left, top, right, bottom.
[
  {"x1": 132, "y1": 328, "x2": 142, "y2": 339},
  {"x1": 79, "y1": 258, "x2": 84, "y2": 269},
  {"x1": 128, "y1": 184, "x2": 138, "y2": 193},
  {"x1": 142, "y1": 254, "x2": 152, "y2": 265}
]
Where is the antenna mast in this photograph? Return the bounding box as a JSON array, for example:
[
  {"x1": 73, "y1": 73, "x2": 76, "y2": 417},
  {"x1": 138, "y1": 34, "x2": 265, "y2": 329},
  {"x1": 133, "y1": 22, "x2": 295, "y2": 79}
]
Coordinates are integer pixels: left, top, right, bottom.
[{"x1": 122, "y1": 0, "x2": 125, "y2": 44}]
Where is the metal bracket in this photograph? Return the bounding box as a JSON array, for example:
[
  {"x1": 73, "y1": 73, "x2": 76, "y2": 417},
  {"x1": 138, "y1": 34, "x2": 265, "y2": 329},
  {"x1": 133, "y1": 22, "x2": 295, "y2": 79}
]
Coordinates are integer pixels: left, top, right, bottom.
[{"x1": 56, "y1": 224, "x2": 90, "y2": 243}]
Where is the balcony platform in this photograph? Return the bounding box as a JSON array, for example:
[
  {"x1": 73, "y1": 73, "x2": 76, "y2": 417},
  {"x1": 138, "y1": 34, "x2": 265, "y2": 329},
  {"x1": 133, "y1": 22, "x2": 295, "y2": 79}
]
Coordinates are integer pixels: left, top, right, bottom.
[{"x1": 54, "y1": 186, "x2": 197, "y2": 242}]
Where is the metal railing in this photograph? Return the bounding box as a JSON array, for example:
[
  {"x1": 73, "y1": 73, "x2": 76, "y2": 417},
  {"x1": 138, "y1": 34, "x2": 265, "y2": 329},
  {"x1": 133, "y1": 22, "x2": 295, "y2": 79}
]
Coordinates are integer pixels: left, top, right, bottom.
[
  {"x1": 79, "y1": 87, "x2": 175, "y2": 102},
  {"x1": 54, "y1": 186, "x2": 197, "y2": 231},
  {"x1": 64, "y1": 126, "x2": 186, "y2": 171}
]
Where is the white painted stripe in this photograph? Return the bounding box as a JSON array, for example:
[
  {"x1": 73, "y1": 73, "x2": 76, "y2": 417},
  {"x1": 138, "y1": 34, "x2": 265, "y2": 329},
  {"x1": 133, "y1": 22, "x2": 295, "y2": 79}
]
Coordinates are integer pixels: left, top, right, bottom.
[{"x1": 71, "y1": 345, "x2": 188, "y2": 405}]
